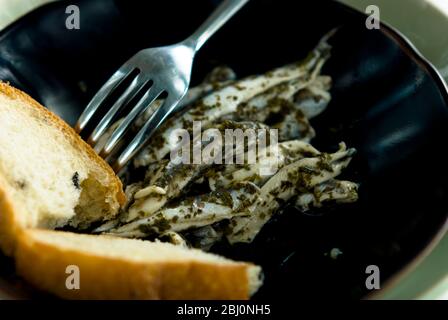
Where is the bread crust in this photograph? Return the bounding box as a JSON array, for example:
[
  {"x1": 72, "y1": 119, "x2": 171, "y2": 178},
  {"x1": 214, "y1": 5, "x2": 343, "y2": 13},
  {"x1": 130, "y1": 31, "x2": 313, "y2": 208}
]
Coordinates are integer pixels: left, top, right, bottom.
[
  {"x1": 16, "y1": 230, "x2": 252, "y2": 300},
  {"x1": 0, "y1": 175, "x2": 21, "y2": 256},
  {"x1": 0, "y1": 82, "x2": 125, "y2": 255}
]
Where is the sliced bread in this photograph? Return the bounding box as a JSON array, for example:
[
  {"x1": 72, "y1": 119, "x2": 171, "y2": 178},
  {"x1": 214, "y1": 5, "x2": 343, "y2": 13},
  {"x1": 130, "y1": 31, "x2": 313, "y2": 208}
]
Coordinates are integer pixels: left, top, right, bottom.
[
  {"x1": 0, "y1": 82, "x2": 125, "y2": 255},
  {"x1": 16, "y1": 229, "x2": 262, "y2": 299}
]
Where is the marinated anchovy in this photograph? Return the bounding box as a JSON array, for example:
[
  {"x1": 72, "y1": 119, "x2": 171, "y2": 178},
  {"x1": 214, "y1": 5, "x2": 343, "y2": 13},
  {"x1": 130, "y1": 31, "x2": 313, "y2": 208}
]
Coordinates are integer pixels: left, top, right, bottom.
[
  {"x1": 226, "y1": 144, "x2": 355, "y2": 244},
  {"x1": 119, "y1": 121, "x2": 269, "y2": 223},
  {"x1": 133, "y1": 34, "x2": 332, "y2": 167},
  {"x1": 93, "y1": 182, "x2": 143, "y2": 233},
  {"x1": 108, "y1": 182, "x2": 260, "y2": 238},
  {"x1": 274, "y1": 76, "x2": 332, "y2": 141},
  {"x1": 159, "y1": 231, "x2": 188, "y2": 247},
  {"x1": 294, "y1": 179, "x2": 359, "y2": 211},
  {"x1": 231, "y1": 79, "x2": 315, "y2": 123},
  {"x1": 188, "y1": 226, "x2": 224, "y2": 251},
  {"x1": 136, "y1": 66, "x2": 237, "y2": 127},
  {"x1": 226, "y1": 74, "x2": 330, "y2": 142},
  {"x1": 179, "y1": 66, "x2": 237, "y2": 110},
  {"x1": 231, "y1": 56, "x2": 329, "y2": 124},
  {"x1": 294, "y1": 75, "x2": 332, "y2": 119},
  {"x1": 273, "y1": 108, "x2": 316, "y2": 142},
  {"x1": 209, "y1": 140, "x2": 320, "y2": 190}
]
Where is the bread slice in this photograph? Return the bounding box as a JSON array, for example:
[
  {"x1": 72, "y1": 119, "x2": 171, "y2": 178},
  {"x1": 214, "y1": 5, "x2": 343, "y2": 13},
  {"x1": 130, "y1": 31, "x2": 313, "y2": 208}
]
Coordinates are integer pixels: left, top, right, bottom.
[
  {"x1": 16, "y1": 229, "x2": 262, "y2": 299},
  {"x1": 0, "y1": 82, "x2": 125, "y2": 255}
]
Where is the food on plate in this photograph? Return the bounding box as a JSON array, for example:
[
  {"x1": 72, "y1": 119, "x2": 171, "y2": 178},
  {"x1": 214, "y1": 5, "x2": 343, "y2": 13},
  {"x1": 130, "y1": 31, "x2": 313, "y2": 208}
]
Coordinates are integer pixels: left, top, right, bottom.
[
  {"x1": 97, "y1": 31, "x2": 358, "y2": 250},
  {"x1": 0, "y1": 31, "x2": 358, "y2": 299}
]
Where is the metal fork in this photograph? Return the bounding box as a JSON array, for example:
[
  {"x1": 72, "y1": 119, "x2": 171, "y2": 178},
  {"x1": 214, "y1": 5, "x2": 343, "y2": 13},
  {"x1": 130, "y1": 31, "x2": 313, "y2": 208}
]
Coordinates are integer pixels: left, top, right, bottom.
[{"x1": 75, "y1": 0, "x2": 249, "y2": 172}]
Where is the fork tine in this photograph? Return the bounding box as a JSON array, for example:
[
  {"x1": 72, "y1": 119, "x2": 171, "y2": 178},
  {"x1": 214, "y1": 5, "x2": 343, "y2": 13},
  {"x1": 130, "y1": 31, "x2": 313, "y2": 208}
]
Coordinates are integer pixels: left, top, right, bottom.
[
  {"x1": 112, "y1": 94, "x2": 183, "y2": 172},
  {"x1": 88, "y1": 75, "x2": 145, "y2": 146},
  {"x1": 99, "y1": 85, "x2": 165, "y2": 158},
  {"x1": 75, "y1": 67, "x2": 133, "y2": 133}
]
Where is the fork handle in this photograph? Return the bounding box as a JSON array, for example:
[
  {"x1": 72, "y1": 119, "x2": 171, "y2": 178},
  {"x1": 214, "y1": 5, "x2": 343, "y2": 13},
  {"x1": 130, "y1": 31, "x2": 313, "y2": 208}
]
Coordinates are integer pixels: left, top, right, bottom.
[{"x1": 185, "y1": 0, "x2": 249, "y2": 51}]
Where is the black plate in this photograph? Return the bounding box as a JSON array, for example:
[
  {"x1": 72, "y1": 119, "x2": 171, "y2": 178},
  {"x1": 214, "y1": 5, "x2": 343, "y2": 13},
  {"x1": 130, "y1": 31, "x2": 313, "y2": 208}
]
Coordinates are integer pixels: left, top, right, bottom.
[{"x1": 1, "y1": 0, "x2": 448, "y2": 300}]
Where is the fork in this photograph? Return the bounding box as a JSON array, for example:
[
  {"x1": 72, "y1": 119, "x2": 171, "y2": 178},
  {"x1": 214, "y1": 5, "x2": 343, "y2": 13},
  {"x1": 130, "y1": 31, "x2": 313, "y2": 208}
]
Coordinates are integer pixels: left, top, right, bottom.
[{"x1": 75, "y1": 0, "x2": 249, "y2": 172}]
